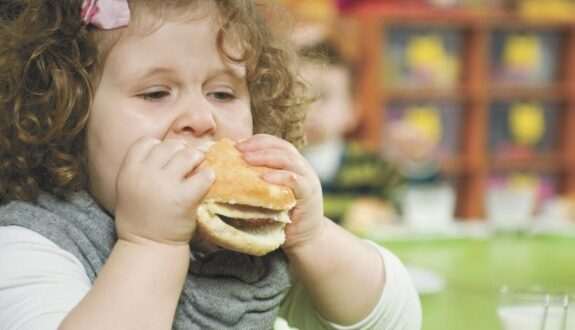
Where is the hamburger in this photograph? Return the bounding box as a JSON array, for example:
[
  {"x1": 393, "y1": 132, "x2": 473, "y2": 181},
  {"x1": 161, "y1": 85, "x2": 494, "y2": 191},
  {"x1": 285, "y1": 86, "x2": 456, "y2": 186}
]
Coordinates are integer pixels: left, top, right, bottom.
[{"x1": 196, "y1": 139, "x2": 296, "y2": 256}]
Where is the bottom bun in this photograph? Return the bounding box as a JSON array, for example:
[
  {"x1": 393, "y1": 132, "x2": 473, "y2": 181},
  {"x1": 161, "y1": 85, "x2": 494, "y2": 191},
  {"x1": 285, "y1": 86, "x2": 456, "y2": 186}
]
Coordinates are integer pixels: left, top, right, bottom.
[{"x1": 196, "y1": 204, "x2": 286, "y2": 256}]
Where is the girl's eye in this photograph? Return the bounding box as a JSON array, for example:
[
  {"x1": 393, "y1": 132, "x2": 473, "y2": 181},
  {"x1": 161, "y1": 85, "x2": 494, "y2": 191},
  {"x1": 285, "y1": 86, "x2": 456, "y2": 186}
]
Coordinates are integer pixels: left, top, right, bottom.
[
  {"x1": 138, "y1": 90, "x2": 170, "y2": 101},
  {"x1": 208, "y1": 91, "x2": 236, "y2": 102}
]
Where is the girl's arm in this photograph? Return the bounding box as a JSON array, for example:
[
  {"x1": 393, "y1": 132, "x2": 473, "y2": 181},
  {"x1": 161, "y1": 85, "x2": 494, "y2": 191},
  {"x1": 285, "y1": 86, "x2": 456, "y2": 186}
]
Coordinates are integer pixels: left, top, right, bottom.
[
  {"x1": 283, "y1": 218, "x2": 386, "y2": 326},
  {"x1": 60, "y1": 239, "x2": 189, "y2": 330},
  {"x1": 279, "y1": 229, "x2": 421, "y2": 330},
  {"x1": 238, "y1": 134, "x2": 421, "y2": 327}
]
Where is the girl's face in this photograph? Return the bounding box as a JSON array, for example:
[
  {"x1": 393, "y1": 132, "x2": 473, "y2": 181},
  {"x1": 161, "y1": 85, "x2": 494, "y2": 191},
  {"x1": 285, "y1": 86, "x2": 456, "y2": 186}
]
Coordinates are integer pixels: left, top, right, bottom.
[{"x1": 86, "y1": 7, "x2": 253, "y2": 213}]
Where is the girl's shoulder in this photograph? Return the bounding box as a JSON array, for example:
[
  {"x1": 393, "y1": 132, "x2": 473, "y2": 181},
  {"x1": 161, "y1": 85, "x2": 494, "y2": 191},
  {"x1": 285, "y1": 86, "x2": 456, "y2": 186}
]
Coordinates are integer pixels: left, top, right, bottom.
[
  {"x1": 0, "y1": 225, "x2": 91, "y2": 330},
  {"x1": 0, "y1": 224, "x2": 53, "y2": 244},
  {"x1": 0, "y1": 225, "x2": 90, "y2": 285}
]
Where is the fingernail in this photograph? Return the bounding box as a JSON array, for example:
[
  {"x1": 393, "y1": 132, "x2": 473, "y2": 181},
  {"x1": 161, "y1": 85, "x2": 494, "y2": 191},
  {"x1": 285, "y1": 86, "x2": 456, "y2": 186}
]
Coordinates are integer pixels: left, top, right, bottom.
[
  {"x1": 236, "y1": 137, "x2": 251, "y2": 149},
  {"x1": 205, "y1": 169, "x2": 215, "y2": 181},
  {"x1": 196, "y1": 144, "x2": 211, "y2": 153}
]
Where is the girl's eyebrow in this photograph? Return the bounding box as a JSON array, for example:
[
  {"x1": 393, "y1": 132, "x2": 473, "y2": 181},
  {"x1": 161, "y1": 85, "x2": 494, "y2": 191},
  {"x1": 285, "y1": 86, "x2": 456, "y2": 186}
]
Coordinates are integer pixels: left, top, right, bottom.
[
  {"x1": 131, "y1": 67, "x2": 176, "y2": 81},
  {"x1": 126, "y1": 65, "x2": 246, "y2": 84}
]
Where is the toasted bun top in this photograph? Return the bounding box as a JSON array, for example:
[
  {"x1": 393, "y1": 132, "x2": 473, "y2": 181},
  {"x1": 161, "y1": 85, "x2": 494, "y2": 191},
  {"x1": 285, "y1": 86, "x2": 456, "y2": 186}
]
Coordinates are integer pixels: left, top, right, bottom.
[{"x1": 201, "y1": 139, "x2": 296, "y2": 210}]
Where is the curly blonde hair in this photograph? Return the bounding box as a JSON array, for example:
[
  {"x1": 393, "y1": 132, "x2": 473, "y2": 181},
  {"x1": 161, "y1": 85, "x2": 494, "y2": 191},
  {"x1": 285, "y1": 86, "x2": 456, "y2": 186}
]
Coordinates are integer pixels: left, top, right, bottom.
[{"x1": 0, "y1": 0, "x2": 309, "y2": 204}]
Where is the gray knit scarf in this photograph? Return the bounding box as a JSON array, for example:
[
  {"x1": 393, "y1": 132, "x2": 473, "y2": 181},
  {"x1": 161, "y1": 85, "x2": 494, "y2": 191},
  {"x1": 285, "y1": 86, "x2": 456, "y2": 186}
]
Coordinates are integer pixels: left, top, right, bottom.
[{"x1": 0, "y1": 192, "x2": 291, "y2": 329}]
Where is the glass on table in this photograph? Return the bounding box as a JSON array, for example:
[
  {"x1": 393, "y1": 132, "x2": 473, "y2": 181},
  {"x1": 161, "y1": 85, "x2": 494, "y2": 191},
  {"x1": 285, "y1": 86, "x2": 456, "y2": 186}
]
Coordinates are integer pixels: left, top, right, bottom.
[{"x1": 497, "y1": 287, "x2": 573, "y2": 330}]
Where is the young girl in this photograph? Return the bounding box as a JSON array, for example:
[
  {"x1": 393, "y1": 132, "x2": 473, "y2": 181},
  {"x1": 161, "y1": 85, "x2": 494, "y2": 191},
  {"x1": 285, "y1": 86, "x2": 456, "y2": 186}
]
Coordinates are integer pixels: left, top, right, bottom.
[{"x1": 0, "y1": 1, "x2": 421, "y2": 329}]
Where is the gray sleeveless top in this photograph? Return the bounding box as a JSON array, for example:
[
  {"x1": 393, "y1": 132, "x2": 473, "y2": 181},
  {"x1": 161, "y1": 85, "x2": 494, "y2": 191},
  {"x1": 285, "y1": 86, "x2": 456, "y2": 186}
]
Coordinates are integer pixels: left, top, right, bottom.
[{"x1": 0, "y1": 192, "x2": 292, "y2": 330}]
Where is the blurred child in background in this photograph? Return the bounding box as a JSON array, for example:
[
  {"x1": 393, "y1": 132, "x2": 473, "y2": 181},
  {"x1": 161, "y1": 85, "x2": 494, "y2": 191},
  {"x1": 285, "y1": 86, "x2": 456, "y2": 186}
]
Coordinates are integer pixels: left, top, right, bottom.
[
  {"x1": 296, "y1": 19, "x2": 442, "y2": 234},
  {"x1": 299, "y1": 39, "x2": 405, "y2": 229}
]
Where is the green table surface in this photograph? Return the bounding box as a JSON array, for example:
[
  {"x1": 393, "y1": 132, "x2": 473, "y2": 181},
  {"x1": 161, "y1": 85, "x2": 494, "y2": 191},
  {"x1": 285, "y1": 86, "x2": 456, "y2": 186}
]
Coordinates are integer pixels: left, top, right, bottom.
[{"x1": 373, "y1": 234, "x2": 575, "y2": 330}]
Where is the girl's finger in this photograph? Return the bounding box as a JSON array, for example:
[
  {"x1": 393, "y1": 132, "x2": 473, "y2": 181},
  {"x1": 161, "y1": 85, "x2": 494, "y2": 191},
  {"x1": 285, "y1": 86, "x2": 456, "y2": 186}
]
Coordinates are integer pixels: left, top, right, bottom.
[
  {"x1": 123, "y1": 137, "x2": 161, "y2": 165},
  {"x1": 180, "y1": 168, "x2": 216, "y2": 204},
  {"x1": 162, "y1": 147, "x2": 205, "y2": 180},
  {"x1": 236, "y1": 134, "x2": 297, "y2": 154},
  {"x1": 243, "y1": 149, "x2": 307, "y2": 175},
  {"x1": 261, "y1": 170, "x2": 306, "y2": 198},
  {"x1": 145, "y1": 139, "x2": 189, "y2": 168}
]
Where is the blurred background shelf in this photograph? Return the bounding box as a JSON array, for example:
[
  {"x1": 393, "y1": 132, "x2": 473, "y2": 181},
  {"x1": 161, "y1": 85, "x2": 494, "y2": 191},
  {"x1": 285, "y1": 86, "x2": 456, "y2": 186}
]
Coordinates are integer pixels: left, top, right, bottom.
[
  {"x1": 441, "y1": 157, "x2": 466, "y2": 175},
  {"x1": 490, "y1": 154, "x2": 563, "y2": 172},
  {"x1": 489, "y1": 85, "x2": 566, "y2": 101},
  {"x1": 348, "y1": 1, "x2": 575, "y2": 219},
  {"x1": 385, "y1": 87, "x2": 468, "y2": 101}
]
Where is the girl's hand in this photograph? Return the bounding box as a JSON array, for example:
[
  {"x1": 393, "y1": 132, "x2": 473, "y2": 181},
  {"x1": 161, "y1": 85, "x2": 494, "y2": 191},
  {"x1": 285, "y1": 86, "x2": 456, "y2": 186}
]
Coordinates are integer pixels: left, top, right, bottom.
[
  {"x1": 114, "y1": 138, "x2": 215, "y2": 247},
  {"x1": 237, "y1": 134, "x2": 326, "y2": 251}
]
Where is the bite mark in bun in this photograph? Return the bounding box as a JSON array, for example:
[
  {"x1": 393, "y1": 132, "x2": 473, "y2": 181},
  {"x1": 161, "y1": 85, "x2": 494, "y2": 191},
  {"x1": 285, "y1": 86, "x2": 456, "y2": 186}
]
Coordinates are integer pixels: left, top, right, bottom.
[{"x1": 197, "y1": 139, "x2": 296, "y2": 256}]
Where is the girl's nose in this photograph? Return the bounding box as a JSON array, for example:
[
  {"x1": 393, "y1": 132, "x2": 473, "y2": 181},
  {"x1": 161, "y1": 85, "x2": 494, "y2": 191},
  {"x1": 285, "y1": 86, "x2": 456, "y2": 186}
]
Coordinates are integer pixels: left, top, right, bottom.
[{"x1": 167, "y1": 103, "x2": 216, "y2": 139}]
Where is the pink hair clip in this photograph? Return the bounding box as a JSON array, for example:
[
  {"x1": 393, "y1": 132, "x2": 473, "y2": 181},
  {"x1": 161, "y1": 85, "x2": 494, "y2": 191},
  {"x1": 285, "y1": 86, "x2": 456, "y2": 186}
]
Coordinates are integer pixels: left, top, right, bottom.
[{"x1": 81, "y1": 0, "x2": 131, "y2": 30}]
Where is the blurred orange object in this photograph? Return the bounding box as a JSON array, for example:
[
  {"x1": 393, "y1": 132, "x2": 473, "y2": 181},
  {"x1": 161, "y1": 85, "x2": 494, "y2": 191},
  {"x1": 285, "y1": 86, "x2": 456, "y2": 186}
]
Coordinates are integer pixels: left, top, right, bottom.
[
  {"x1": 518, "y1": 0, "x2": 575, "y2": 22},
  {"x1": 342, "y1": 197, "x2": 398, "y2": 235},
  {"x1": 563, "y1": 194, "x2": 575, "y2": 223},
  {"x1": 276, "y1": 0, "x2": 337, "y2": 22}
]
